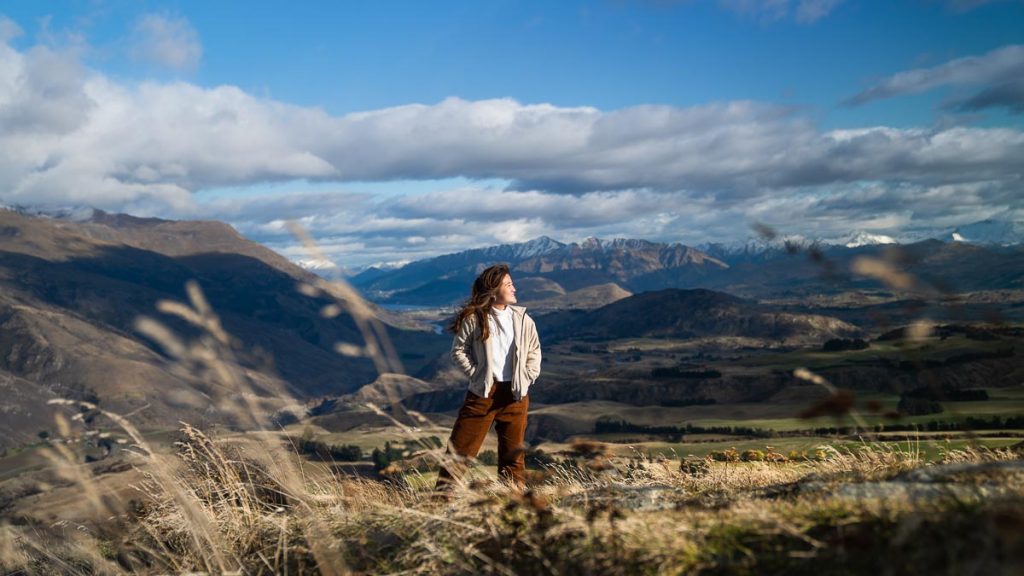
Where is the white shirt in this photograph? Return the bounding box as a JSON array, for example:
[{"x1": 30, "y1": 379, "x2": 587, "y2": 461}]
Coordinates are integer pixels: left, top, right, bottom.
[{"x1": 487, "y1": 306, "x2": 516, "y2": 382}]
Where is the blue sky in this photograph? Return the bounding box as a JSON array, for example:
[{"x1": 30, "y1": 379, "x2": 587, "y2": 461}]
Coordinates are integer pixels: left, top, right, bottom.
[{"x1": 0, "y1": 1, "x2": 1022, "y2": 269}]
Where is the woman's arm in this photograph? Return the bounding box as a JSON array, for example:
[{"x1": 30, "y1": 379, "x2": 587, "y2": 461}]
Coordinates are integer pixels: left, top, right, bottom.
[
  {"x1": 450, "y1": 315, "x2": 479, "y2": 380},
  {"x1": 524, "y1": 316, "x2": 541, "y2": 382}
]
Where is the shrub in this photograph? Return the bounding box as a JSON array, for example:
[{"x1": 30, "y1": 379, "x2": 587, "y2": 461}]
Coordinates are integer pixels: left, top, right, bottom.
[
  {"x1": 904, "y1": 386, "x2": 989, "y2": 402},
  {"x1": 651, "y1": 367, "x2": 722, "y2": 379},
  {"x1": 822, "y1": 338, "x2": 869, "y2": 352},
  {"x1": 525, "y1": 448, "x2": 557, "y2": 468},
  {"x1": 680, "y1": 456, "x2": 710, "y2": 476},
  {"x1": 294, "y1": 436, "x2": 363, "y2": 462},
  {"x1": 740, "y1": 449, "x2": 765, "y2": 462},
  {"x1": 371, "y1": 441, "x2": 405, "y2": 470},
  {"x1": 710, "y1": 447, "x2": 741, "y2": 462},
  {"x1": 898, "y1": 396, "x2": 944, "y2": 416}
]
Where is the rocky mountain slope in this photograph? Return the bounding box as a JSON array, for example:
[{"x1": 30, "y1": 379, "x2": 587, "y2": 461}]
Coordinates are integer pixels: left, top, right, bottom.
[
  {"x1": 0, "y1": 209, "x2": 447, "y2": 446},
  {"x1": 353, "y1": 236, "x2": 729, "y2": 305},
  {"x1": 351, "y1": 230, "x2": 1024, "y2": 306}
]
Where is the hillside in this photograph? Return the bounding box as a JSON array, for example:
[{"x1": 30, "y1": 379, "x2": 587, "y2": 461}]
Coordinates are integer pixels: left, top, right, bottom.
[
  {"x1": 537, "y1": 288, "x2": 861, "y2": 344},
  {"x1": 521, "y1": 282, "x2": 632, "y2": 312},
  {"x1": 0, "y1": 209, "x2": 448, "y2": 446}
]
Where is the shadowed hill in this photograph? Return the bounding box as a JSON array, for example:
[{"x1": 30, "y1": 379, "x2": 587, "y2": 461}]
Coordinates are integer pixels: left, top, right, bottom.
[
  {"x1": 689, "y1": 240, "x2": 1024, "y2": 298},
  {"x1": 521, "y1": 282, "x2": 632, "y2": 312},
  {"x1": 0, "y1": 209, "x2": 448, "y2": 444},
  {"x1": 537, "y1": 288, "x2": 861, "y2": 344},
  {"x1": 513, "y1": 276, "x2": 566, "y2": 301}
]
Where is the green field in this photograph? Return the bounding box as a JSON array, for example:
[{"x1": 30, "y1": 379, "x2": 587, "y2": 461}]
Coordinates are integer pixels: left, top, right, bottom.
[
  {"x1": 555, "y1": 436, "x2": 1023, "y2": 462},
  {"x1": 736, "y1": 336, "x2": 1020, "y2": 372},
  {"x1": 279, "y1": 385, "x2": 1024, "y2": 464},
  {"x1": 529, "y1": 387, "x2": 1024, "y2": 432}
]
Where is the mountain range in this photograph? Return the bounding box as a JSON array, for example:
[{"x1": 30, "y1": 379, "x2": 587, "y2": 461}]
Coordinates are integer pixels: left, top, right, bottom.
[
  {"x1": 350, "y1": 227, "x2": 1024, "y2": 307},
  {"x1": 948, "y1": 216, "x2": 1024, "y2": 246},
  {"x1": 349, "y1": 235, "x2": 734, "y2": 305}
]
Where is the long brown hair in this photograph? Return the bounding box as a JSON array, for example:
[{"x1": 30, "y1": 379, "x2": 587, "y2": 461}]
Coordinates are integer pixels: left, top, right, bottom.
[{"x1": 448, "y1": 263, "x2": 510, "y2": 341}]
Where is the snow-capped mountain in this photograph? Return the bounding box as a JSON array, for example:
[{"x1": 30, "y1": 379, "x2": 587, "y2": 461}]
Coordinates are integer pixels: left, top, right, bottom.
[
  {"x1": 838, "y1": 231, "x2": 898, "y2": 248},
  {"x1": 294, "y1": 257, "x2": 366, "y2": 279},
  {"x1": 477, "y1": 235, "x2": 567, "y2": 260},
  {"x1": 697, "y1": 235, "x2": 814, "y2": 262},
  {"x1": 577, "y1": 237, "x2": 663, "y2": 252},
  {"x1": 351, "y1": 234, "x2": 729, "y2": 304},
  {"x1": 349, "y1": 236, "x2": 565, "y2": 291},
  {"x1": 1, "y1": 203, "x2": 96, "y2": 222},
  {"x1": 945, "y1": 215, "x2": 1024, "y2": 246},
  {"x1": 295, "y1": 257, "x2": 339, "y2": 272},
  {"x1": 698, "y1": 230, "x2": 907, "y2": 263}
]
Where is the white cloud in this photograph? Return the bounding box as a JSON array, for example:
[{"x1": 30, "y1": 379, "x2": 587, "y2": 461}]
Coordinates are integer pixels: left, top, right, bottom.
[
  {"x1": 1, "y1": 32, "x2": 1021, "y2": 213},
  {"x1": 716, "y1": 0, "x2": 842, "y2": 23},
  {"x1": 954, "y1": 79, "x2": 1024, "y2": 113},
  {"x1": 794, "y1": 0, "x2": 844, "y2": 23},
  {"x1": 195, "y1": 187, "x2": 695, "y2": 268},
  {"x1": 129, "y1": 13, "x2": 202, "y2": 71},
  {"x1": 0, "y1": 15, "x2": 23, "y2": 43},
  {"x1": 386, "y1": 188, "x2": 668, "y2": 226},
  {"x1": 313, "y1": 99, "x2": 1020, "y2": 194},
  {"x1": 717, "y1": 0, "x2": 790, "y2": 22},
  {"x1": 846, "y1": 44, "x2": 1024, "y2": 105},
  {"x1": 188, "y1": 179, "x2": 1021, "y2": 269},
  {"x1": 0, "y1": 44, "x2": 92, "y2": 135},
  {"x1": 0, "y1": 29, "x2": 1021, "y2": 268}
]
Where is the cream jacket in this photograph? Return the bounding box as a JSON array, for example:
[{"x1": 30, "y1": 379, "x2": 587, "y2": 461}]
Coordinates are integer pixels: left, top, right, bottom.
[{"x1": 450, "y1": 304, "x2": 541, "y2": 400}]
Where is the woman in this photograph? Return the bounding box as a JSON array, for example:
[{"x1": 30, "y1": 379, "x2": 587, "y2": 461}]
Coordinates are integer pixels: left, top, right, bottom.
[{"x1": 436, "y1": 263, "x2": 542, "y2": 489}]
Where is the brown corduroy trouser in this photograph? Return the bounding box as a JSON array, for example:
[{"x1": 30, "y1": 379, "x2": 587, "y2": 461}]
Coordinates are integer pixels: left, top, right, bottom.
[{"x1": 436, "y1": 380, "x2": 529, "y2": 489}]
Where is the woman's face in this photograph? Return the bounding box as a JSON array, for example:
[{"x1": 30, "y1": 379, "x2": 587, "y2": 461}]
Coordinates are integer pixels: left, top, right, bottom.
[{"x1": 494, "y1": 273, "x2": 517, "y2": 306}]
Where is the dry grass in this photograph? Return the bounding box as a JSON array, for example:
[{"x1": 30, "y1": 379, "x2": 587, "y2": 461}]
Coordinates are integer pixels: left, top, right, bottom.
[{"x1": 5, "y1": 431, "x2": 1020, "y2": 575}]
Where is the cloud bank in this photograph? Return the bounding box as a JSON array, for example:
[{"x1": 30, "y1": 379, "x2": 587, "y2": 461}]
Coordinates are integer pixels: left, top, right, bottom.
[
  {"x1": 2, "y1": 34, "x2": 1021, "y2": 207},
  {"x1": 846, "y1": 44, "x2": 1024, "y2": 113},
  {"x1": 0, "y1": 26, "x2": 1021, "y2": 267},
  {"x1": 716, "y1": 0, "x2": 844, "y2": 23},
  {"x1": 129, "y1": 13, "x2": 202, "y2": 71}
]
